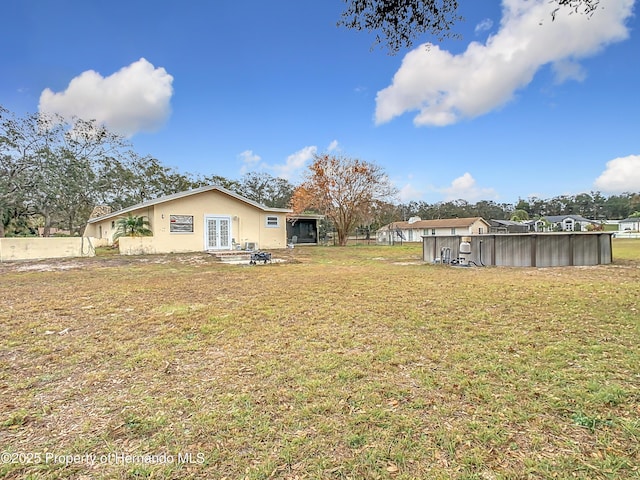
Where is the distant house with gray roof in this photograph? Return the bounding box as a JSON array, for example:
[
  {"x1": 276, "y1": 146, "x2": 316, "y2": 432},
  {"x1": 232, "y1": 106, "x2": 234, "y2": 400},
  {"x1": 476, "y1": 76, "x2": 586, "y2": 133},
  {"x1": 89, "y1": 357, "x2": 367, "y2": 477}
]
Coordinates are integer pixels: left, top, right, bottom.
[
  {"x1": 489, "y1": 219, "x2": 529, "y2": 233},
  {"x1": 618, "y1": 217, "x2": 640, "y2": 231},
  {"x1": 377, "y1": 217, "x2": 491, "y2": 244},
  {"x1": 532, "y1": 214, "x2": 598, "y2": 232}
]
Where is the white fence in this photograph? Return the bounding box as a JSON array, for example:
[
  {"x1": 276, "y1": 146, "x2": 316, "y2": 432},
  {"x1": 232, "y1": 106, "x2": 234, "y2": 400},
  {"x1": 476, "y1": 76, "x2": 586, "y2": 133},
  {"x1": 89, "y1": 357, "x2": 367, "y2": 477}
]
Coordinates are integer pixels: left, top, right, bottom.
[{"x1": 613, "y1": 232, "x2": 640, "y2": 239}]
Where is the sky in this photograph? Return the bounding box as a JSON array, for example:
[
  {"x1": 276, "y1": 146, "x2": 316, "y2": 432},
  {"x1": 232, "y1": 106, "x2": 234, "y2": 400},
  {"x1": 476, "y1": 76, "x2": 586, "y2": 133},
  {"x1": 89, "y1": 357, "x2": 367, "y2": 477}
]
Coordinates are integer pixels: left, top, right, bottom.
[{"x1": 2, "y1": 0, "x2": 639, "y2": 205}]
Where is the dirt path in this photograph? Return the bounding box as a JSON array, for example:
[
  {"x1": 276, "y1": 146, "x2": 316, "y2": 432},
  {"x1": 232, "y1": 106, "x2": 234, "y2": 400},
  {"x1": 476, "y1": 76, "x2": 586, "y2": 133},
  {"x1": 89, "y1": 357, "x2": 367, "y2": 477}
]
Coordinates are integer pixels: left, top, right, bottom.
[{"x1": 0, "y1": 253, "x2": 223, "y2": 273}]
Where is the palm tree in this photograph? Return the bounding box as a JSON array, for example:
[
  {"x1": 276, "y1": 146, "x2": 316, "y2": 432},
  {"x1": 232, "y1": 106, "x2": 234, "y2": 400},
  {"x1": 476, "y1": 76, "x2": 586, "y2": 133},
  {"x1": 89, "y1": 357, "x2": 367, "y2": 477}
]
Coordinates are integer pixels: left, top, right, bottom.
[{"x1": 113, "y1": 213, "x2": 152, "y2": 240}]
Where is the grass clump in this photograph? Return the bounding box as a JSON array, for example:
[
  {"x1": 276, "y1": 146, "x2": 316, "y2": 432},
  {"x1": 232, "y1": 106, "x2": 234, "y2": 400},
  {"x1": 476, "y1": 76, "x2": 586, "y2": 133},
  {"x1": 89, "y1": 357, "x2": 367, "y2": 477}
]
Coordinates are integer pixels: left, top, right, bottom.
[{"x1": 0, "y1": 242, "x2": 638, "y2": 479}]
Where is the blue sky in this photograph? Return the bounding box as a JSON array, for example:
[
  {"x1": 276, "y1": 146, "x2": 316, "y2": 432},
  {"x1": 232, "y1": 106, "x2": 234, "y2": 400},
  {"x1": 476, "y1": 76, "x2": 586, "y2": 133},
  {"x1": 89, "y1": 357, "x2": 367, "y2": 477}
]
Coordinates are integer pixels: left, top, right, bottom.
[{"x1": 2, "y1": 0, "x2": 639, "y2": 205}]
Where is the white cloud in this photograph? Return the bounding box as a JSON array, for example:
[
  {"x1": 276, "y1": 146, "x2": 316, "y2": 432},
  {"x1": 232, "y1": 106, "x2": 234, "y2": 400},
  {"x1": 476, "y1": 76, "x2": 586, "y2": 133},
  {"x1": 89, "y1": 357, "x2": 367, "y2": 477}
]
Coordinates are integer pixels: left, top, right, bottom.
[
  {"x1": 238, "y1": 150, "x2": 262, "y2": 174},
  {"x1": 39, "y1": 58, "x2": 173, "y2": 137},
  {"x1": 594, "y1": 154, "x2": 640, "y2": 193},
  {"x1": 239, "y1": 141, "x2": 338, "y2": 178},
  {"x1": 239, "y1": 144, "x2": 330, "y2": 180},
  {"x1": 271, "y1": 145, "x2": 318, "y2": 180},
  {"x1": 239, "y1": 150, "x2": 261, "y2": 164},
  {"x1": 475, "y1": 18, "x2": 494, "y2": 34},
  {"x1": 376, "y1": 0, "x2": 634, "y2": 126},
  {"x1": 398, "y1": 183, "x2": 424, "y2": 202},
  {"x1": 441, "y1": 173, "x2": 497, "y2": 202},
  {"x1": 551, "y1": 59, "x2": 587, "y2": 83}
]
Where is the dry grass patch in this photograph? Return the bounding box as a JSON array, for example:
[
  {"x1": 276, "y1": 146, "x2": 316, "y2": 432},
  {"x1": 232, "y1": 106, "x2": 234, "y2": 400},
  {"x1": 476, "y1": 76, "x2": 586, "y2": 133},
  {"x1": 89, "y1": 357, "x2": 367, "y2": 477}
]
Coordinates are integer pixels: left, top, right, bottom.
[{"x1": 1, "y1": 243, "x2": 639, "y2": 479}]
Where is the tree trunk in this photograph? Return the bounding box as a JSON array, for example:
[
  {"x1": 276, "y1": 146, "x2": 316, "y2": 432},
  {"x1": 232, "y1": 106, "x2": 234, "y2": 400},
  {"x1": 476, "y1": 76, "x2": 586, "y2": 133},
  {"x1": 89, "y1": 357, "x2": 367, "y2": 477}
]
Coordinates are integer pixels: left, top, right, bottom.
[
  {"x1": 68, "y1": 210, "x2": 77, "y2": 235},
  {"x1": 43, "y1": 212, "x2": 52, "y2": 237},
  {"x1": 337, "y1": 229, "x2": 348, "y2": 246}
]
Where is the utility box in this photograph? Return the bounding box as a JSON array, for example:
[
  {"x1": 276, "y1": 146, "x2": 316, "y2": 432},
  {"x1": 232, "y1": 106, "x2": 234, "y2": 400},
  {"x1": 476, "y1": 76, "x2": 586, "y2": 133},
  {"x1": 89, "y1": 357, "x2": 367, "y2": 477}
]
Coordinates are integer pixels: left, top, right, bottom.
[{"x1": 458, "y1": 236, "x2": 472, "y2": 265}]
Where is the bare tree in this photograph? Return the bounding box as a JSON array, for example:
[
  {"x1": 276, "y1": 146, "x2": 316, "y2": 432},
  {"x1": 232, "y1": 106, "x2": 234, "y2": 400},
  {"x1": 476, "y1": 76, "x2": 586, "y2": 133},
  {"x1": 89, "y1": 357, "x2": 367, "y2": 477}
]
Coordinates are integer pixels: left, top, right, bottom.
[{"x1": 290, "y1": 154, "x2": 397, "y2": 246}]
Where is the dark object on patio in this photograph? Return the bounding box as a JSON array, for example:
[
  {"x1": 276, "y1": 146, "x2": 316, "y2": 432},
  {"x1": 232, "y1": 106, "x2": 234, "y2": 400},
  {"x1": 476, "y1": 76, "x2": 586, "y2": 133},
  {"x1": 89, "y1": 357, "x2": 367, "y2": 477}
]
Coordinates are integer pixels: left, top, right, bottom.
[{"x1": 250, "y1": 251, "x2": 272, "y2": 265}]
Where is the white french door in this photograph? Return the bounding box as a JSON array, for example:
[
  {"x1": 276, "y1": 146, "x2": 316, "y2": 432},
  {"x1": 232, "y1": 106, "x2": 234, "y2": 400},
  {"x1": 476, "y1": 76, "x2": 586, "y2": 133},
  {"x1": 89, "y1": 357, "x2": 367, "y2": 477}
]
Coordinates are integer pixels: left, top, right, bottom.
[{"x1": 204, "y1": 216, "x2": 232, "y2": 250}]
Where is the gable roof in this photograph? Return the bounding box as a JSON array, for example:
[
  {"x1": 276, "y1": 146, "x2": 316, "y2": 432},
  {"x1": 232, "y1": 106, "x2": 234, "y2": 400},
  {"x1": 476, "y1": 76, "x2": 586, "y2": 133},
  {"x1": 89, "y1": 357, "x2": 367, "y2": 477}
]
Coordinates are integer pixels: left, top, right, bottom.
[
  {"x1": 542, "y1": 214, "x2": 595, "y2": 224},
  {"x1": 378, "y1": 217, "x2": 490, "y2": 231},
  {"x1": 87, "y1": 185, "x2": 292, "y2": 224},
  {"x1": 490, "y1": 219, "x2": 528, "y2": 227}
]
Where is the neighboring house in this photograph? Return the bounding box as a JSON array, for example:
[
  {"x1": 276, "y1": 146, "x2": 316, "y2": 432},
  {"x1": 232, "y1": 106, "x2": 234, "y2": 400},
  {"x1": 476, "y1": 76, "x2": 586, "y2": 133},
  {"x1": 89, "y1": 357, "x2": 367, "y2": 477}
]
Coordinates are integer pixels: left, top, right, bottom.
[
  {"x1": 377, "y1": 217, "x2": 491, "y2": 244},
  {"x1": 84, "y1": 185, "x2": 291, "y2": 254},
  {"x1": 37, "y1": 227, "x2": 71, "y2": 237},
  {"x1": 619, "y1": 217, "x2": 640, "y2": 231},
  {"x1": 489, "y1": 219, "x2": 529, "y2": 233},
  {"x1": 532, "y1": 215, "x2": 598, "y2": 232}
]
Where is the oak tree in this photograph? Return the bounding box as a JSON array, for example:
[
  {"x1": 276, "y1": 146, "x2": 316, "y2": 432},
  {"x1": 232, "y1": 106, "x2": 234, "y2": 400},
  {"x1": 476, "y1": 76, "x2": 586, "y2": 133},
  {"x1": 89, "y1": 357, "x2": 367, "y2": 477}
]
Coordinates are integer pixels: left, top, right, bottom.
[
  {"x1": 339, "y1": 0, "x2": 601, "y2": 54},
  {"x1": 238, "y1": 171, "x2": 294, "y2": 209},
  {"x1": 0, "y1": 108, "x2": 127, "y2": 236}
]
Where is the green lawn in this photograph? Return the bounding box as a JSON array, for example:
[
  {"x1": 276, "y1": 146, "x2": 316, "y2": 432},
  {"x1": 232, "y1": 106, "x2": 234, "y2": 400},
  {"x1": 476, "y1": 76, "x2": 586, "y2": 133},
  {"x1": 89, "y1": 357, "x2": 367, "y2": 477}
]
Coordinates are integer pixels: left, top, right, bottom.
[
  {"x1": 612, "y1": 238, "x2": 640, "y2": 261},
  {"x1": 1, "y1": 242, "x2": 639, "y2": 479}
]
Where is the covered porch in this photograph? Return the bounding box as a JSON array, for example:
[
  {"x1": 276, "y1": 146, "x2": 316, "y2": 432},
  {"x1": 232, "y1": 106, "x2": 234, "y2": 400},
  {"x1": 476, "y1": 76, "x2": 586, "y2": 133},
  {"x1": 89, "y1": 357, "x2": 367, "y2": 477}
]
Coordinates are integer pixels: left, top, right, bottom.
[{"x1": 287, "y1": 214, "x2": 324, "y2": 245}]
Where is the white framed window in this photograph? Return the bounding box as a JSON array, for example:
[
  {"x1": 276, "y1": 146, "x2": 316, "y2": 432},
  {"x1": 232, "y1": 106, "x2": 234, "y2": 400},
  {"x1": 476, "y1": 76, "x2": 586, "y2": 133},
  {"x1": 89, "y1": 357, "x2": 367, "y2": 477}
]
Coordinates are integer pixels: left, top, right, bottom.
[
  {"x1": 170, "y1": 215, "x2": 194, "y2": 233},
  {"x1": 265, "y1": 215, "x2": 280, "y2": 228}
]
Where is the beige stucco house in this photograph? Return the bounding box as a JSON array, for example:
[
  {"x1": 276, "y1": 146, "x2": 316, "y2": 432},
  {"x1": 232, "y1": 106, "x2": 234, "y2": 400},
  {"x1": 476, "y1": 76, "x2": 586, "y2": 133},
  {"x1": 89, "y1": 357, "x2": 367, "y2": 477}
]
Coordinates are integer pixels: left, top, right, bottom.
[
  {"x1": 84, "y1": 185, "x2": 291, "y2": 255},
  {"x1": 377, "y1": 217, "x2": 491, "y2": 244}
]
